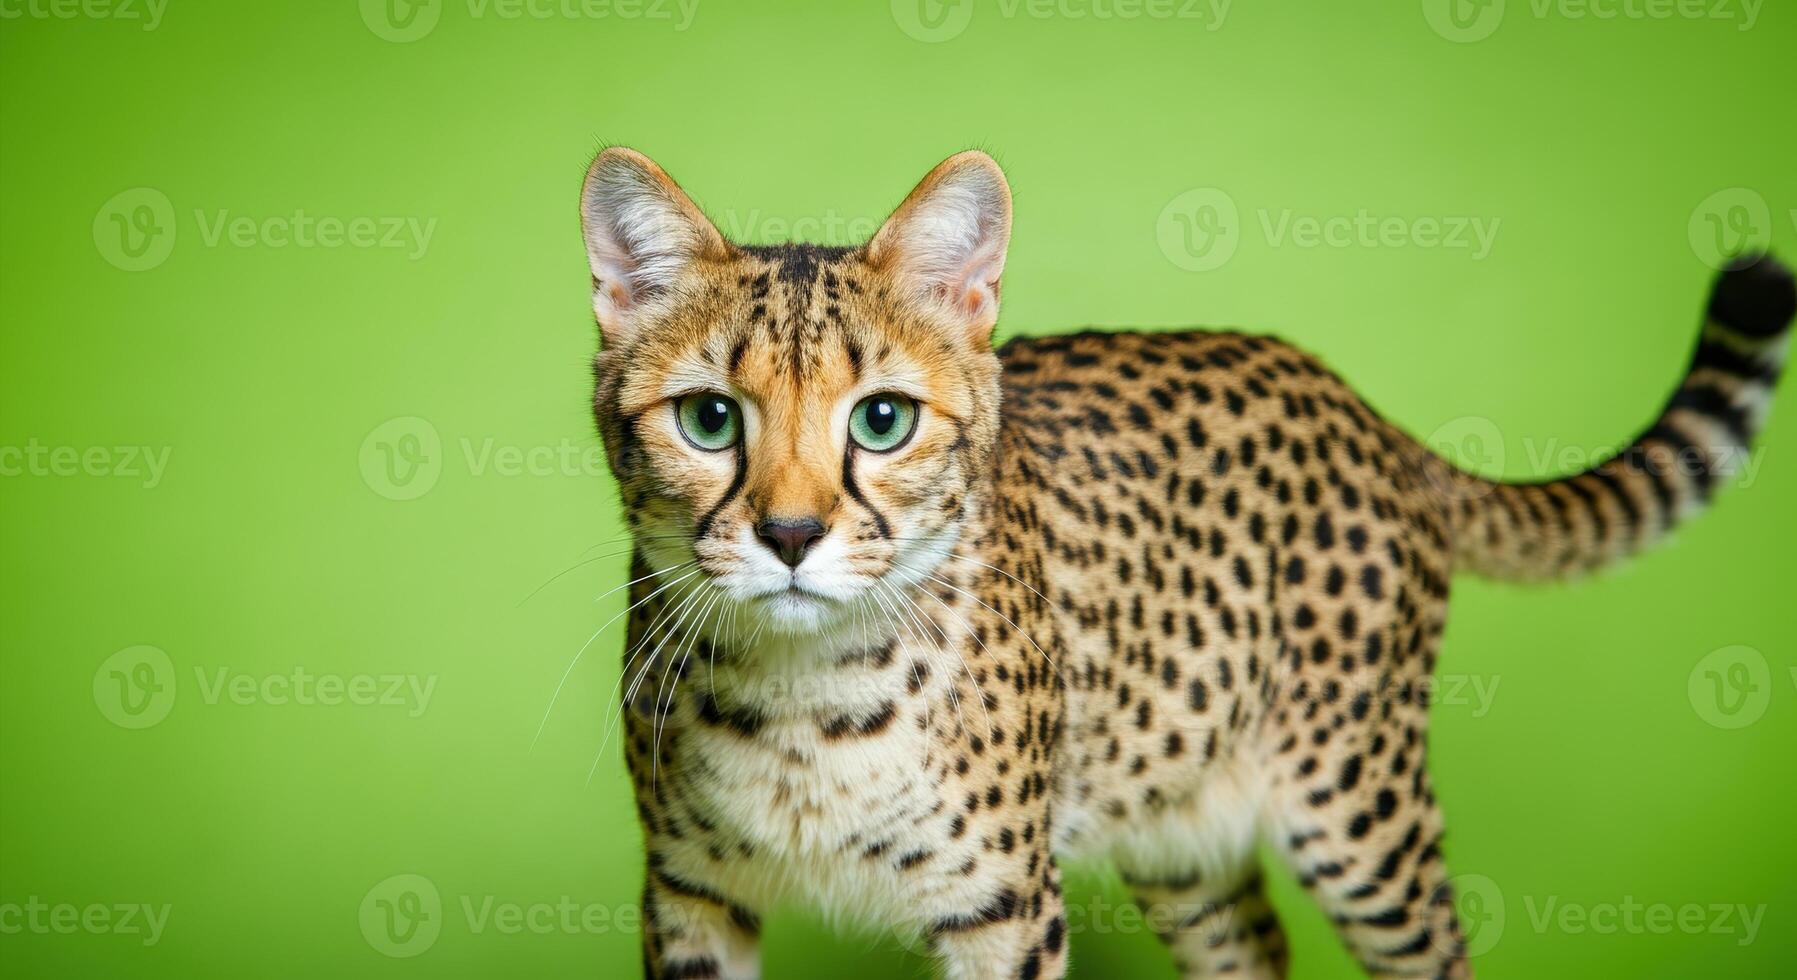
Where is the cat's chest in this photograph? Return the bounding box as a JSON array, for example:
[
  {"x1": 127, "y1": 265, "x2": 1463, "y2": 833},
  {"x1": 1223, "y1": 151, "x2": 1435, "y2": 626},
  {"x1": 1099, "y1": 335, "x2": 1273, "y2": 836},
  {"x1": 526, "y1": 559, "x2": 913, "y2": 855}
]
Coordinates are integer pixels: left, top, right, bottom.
[
  {"x1": 677, "y1": 702, "x2": 937, "y2": 851},
  {"x1": 665, "y1": 699, "x2": 952, "y2": 918}
]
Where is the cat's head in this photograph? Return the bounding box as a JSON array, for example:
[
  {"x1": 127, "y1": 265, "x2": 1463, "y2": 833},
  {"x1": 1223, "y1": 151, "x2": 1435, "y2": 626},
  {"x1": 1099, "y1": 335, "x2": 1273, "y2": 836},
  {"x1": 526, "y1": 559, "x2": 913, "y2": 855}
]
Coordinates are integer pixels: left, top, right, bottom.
[{"x1": 582, "y1": 148, "x2": 1011, "y2": 636}]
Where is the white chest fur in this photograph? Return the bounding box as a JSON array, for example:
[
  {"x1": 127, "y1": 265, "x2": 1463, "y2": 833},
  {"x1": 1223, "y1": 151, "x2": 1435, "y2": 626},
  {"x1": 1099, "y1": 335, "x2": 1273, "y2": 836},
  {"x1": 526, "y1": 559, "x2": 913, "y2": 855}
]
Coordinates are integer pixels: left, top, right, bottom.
[{"x1": 653, "y1": 627, "x2": 975, "y2": 930}]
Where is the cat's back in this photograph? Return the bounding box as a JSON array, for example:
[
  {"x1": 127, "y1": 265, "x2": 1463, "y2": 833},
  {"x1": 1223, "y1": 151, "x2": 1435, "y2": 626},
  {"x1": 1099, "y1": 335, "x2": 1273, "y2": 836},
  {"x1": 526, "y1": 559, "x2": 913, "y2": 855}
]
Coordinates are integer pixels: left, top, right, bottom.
[
  {"x1": 993, "y1": 328, "x2": 1421, "y2": 481},
  {"x1": 989, "y1": 327, "x2": 1456, "y2": 858}
]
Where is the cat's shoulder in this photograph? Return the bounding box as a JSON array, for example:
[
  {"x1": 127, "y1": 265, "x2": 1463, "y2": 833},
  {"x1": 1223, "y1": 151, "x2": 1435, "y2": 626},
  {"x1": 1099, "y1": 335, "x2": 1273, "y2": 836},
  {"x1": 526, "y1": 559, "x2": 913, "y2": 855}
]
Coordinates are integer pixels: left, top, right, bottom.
[{"x1": 994, "y1": 327, "x2": 1323, "y2": 380}]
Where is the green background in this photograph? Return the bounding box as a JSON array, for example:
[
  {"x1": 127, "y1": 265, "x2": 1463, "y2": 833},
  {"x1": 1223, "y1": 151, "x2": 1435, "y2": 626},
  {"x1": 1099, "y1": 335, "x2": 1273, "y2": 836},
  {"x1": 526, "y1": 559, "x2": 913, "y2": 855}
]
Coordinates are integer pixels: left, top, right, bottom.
[{"x1": 3, "y1": 1, "x2": 1794, "y2": 976}]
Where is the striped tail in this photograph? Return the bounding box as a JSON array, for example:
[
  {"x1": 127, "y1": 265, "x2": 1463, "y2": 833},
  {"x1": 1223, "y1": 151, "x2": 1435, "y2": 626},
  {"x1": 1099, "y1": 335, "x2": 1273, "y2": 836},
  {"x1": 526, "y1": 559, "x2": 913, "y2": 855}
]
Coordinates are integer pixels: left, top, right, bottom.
[{"x1": 1444, "y1": 255, "x2": 1794, "y2": 582}]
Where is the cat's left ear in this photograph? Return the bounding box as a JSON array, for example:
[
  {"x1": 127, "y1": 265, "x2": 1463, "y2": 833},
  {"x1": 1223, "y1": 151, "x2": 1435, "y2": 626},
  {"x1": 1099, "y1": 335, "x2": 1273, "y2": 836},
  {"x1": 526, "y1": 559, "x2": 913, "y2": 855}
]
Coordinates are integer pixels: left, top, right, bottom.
[
  {"x1": 867, "y1": 151, "x2": 1012, "y2": 347},
  {"x1": 579, "y1": 147, "x2": 728, "y2": 347}
]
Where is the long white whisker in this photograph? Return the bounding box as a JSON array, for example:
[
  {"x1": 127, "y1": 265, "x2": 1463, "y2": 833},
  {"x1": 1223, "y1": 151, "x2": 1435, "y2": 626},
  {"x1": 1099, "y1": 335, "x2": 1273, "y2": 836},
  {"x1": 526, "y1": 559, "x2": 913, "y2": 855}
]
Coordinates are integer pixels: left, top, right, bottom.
[
  {"x1": 712, "y1": 589, "x2": 739, "y2": 701},
  {"x1": 590, "y1": 560, "x2": 698, "y2": 605},
  {"x1": 889, "y1": 579, "x2": 993, "y2": 740},
  {"x1": 939, "y1": 552, "x2": 1054, "y2": 610},
  {"x1": 531, "y1": 563, "x2": 699, "y2": 749},
  {"x1": 876, "y1": 579, "x2": 969, "y2": 739},
  {"x1": 517, "y1": 547, "x2": 643, "y2": 607},
  {"x1": 882, "y1": 540, "x2": 1054, "y2": 612},
  {"x1": 593, "y1": 575, "x2": 714, "y2": 774},
  {"x1": 909, "y1": 582, "x2": 997, "y2": 740},
  {"x1": 894, "y1": 561, "x2": 1059, "y2": 672},
  {"x1": 866, "y1": 584, "x2": 934, "y2": 728},
  {"x1": 746, "y1": 595, "x2": 772, "y2": 649},
  {"x1": 617, "y1": 578, "x2": 711, "y2": 726},
  {"x1": 652, "y1": 584, "x2": 727, "y2": 786}
]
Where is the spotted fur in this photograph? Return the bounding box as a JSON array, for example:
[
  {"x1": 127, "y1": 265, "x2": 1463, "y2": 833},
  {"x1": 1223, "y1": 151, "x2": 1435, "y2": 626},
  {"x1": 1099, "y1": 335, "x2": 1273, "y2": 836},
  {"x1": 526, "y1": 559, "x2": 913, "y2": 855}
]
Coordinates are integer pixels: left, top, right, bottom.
[{"x1": 577, "y1": 147, "x2": 1794, "y2": 979}]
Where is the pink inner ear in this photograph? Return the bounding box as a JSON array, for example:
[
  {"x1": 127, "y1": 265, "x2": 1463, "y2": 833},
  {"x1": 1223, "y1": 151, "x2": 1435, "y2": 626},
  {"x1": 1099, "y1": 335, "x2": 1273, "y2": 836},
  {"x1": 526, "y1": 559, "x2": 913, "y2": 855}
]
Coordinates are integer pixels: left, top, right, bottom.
[{"x1": 608, "y1": 281, "x2": 633, "y2": 310}]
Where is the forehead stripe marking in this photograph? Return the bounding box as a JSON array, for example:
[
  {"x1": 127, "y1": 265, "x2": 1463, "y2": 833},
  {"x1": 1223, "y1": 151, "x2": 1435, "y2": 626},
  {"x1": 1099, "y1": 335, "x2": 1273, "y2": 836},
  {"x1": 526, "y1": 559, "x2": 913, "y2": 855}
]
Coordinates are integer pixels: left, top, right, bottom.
[{"x1": 844, "y1": 337, "x2": 864, "y2": 380}]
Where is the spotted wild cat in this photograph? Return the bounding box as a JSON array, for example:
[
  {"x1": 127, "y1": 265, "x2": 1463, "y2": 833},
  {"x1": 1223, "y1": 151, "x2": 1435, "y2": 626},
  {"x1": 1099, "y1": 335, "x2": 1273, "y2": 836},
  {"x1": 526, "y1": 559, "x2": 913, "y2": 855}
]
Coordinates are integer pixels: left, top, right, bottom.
[{"x1": 576, "y1": 147, "x2": 1793, "y2": 979}]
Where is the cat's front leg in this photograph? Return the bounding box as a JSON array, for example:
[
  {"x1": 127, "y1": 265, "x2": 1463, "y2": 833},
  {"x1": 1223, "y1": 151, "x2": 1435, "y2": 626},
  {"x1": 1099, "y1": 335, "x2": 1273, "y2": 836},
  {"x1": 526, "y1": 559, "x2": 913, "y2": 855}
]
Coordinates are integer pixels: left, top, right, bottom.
[
  {"x1": 640, "y1": 855, "x2": 761, "y2": 980},
  {"x1": 929, "y1": 856, "x2": 1068, "y2": 980}
]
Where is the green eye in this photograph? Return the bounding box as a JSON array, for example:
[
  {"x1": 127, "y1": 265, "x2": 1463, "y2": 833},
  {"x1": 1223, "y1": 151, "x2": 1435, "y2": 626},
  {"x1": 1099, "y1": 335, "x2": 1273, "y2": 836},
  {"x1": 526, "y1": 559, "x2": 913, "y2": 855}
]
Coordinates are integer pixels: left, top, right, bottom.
[
  {"x1": 849, "y1": 394, "x2": 918, "y2": 452},
  {"x1": 676, "y1": 393, "x2": 741, "y2": 451}
]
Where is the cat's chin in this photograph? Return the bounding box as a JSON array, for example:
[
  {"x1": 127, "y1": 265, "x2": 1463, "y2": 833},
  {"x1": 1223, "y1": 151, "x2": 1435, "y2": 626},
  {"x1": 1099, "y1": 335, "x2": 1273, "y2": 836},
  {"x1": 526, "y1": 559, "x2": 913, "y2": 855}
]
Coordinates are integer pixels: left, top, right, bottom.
[{"x1": 749, "y1": 587, "x2": 844, "y2": 636}]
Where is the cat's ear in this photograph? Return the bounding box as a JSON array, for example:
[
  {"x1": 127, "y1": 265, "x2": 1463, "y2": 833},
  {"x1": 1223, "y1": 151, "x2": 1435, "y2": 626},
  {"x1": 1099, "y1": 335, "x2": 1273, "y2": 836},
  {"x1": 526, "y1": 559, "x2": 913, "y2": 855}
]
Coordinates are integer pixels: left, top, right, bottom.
[
  {"x1": 867, "y1": 151, "x2": 1013, "y2": 346},
  {"x1": 580, "y1": 147, "x2": 727, "y2": 346}
]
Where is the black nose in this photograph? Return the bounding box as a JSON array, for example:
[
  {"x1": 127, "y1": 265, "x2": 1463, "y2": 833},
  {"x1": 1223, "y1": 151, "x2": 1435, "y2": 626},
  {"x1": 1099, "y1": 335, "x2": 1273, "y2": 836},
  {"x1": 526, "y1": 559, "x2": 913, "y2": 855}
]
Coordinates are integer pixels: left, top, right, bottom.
[{"x1": 755, "y1": 517, "x2": 826, "y2": 568}]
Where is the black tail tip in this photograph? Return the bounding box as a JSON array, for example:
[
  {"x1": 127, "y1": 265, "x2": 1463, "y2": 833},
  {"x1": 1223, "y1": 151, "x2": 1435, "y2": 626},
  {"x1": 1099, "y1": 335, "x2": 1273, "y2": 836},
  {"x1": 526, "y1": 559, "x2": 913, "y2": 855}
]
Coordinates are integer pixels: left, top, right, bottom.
[{"x1": 1710, "y1": 254, "x2": 1796, "y2": 339}]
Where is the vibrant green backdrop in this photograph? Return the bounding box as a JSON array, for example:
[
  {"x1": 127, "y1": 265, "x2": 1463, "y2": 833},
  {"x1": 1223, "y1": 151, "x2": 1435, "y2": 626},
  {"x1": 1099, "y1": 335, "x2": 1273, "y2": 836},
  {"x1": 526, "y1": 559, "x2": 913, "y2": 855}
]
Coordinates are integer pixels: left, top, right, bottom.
[{"x1": 3, "y1": 1, "x2": 1793, "y2": 976}]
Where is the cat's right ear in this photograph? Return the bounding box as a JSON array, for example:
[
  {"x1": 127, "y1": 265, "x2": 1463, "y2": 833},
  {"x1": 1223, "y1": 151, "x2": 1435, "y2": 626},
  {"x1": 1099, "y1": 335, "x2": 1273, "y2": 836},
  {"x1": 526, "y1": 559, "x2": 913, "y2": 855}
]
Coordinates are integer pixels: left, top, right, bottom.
[
  {"x1": 579, "y1": 147, "x2": 726, "y2": 347},
  {"x1": 866, "y1": 150, "x2": 1012, "y2": 348}
]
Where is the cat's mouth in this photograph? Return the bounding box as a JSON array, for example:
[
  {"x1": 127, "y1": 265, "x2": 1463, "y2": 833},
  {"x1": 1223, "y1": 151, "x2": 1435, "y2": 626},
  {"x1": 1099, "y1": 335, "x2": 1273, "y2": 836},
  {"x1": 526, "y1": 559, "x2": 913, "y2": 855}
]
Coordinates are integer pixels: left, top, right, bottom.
[
  {"x1": 768, "y1": 574, "x2": 849, "y2": 610},
  {"x1": 783, "y1": 579, "x2": 832, "y2": 599},
  {"x1": 755, "y1": 585, "x2": 839, "y2": 633}
]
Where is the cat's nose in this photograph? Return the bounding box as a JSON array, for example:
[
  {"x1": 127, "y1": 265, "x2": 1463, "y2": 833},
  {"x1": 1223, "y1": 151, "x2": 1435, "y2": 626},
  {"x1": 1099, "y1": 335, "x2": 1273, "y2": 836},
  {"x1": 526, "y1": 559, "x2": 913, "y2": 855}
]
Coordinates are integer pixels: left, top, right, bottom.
[{"x1": 755, "y1": 517, "x2": 826, "y2": 569}]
